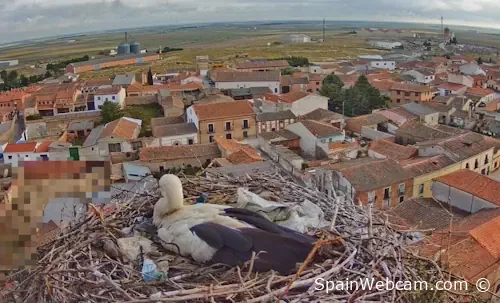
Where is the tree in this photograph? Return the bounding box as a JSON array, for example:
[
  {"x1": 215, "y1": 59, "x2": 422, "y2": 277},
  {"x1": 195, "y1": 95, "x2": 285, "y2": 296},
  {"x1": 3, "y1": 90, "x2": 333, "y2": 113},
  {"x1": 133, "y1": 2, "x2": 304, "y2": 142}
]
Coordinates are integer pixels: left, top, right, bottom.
[
  {"x1": 477, "y1": 57, "x2": 483, "y2": 65},
  {"x1": 0, "y1": 70, "x2": 7, "y2": 81},
  {"x1": 323, "y1": 74, "x2": 344, "y2": 88},
  {"x1": 451, "y1": 36, "x2": 458, "y2": 44},
  {"x1": 19, "y1": 74, "x2": 29, "y2": 87},
  {"x1": 98, "y1": 101, "x2": 124, "y2": 124},
  {"x1": 147, "y1": 67, "x2": 154, "y2": 85},
  {"x1": 281, "y1": 67, "x2": 298, "y2": 75},
  {"x1": 7, "y1": 70, "x2": 17, "y2": 82},
  {"x1": 45, "y1": 70, "x2": 53, "y2": 78}
]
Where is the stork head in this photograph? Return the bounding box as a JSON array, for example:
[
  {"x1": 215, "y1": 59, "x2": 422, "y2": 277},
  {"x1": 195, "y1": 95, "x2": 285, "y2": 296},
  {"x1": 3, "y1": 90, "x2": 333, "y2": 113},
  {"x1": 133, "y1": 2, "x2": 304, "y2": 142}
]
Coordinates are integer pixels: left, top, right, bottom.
[{"x1": 154, "y1": 174, "x2": 184, "y2": 222}]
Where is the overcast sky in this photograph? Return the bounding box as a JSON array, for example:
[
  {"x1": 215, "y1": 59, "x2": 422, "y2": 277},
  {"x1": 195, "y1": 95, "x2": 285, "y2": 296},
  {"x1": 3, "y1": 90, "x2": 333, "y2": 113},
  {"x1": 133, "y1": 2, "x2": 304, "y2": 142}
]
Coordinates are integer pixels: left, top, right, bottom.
[{"x1": 1, "y1": 0, "x2": 500, "y2": 43}]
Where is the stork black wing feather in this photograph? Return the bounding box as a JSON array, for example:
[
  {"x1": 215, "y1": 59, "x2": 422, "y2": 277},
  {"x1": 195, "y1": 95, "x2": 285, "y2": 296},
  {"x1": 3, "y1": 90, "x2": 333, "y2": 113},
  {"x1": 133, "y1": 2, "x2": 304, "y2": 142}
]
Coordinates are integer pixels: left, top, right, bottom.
[{"x1": 190, "y1": 223, "x2": 253, "y2": 252}]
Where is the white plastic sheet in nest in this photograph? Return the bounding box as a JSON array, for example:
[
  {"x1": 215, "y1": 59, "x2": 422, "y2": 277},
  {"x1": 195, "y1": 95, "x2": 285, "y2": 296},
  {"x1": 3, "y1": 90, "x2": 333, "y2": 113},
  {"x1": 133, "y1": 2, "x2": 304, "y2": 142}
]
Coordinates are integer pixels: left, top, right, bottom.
[{"x1": 236, "y1": 188, "x2": 329, "y2": 233}]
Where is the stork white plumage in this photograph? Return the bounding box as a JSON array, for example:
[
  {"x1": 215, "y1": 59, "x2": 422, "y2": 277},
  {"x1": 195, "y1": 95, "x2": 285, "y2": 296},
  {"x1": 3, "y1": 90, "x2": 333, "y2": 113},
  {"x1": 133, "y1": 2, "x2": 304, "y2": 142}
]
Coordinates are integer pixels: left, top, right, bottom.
[{"x1": 153, "y1": 174, "x2": 316, "y2": 274}]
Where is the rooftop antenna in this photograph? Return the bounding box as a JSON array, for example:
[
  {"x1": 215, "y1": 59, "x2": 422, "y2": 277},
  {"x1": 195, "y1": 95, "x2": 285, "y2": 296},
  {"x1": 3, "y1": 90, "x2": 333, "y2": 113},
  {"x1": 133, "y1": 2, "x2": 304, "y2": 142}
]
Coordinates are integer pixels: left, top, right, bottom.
[{"x1": 323, "y1": 19, "x2": 326, "y2": 42}]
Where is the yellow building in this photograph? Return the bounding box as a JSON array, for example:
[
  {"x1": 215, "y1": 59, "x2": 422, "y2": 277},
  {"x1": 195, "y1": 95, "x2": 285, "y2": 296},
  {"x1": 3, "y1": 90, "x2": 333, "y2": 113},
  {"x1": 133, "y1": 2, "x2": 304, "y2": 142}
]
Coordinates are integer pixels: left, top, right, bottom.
[
  {"x1": 186, "y1": 100, "x2": 257, "y2": 144},
  {"x1": 404, "y1": 133, "x2": 500, "y2": 198},
  {"x1": 403, "y1": 154, "x2": 462, "y2": 198}
]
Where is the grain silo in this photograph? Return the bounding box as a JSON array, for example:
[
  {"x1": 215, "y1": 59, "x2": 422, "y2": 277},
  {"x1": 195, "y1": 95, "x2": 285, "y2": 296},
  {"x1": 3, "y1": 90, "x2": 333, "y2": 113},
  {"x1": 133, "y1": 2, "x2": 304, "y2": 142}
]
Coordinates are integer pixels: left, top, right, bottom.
[
  {"x1": 130, "y1": 41, "x2": 141, "y2": 55},
  {"x1": 118, "y1": 42, "x2": 130, "y2": 55}
]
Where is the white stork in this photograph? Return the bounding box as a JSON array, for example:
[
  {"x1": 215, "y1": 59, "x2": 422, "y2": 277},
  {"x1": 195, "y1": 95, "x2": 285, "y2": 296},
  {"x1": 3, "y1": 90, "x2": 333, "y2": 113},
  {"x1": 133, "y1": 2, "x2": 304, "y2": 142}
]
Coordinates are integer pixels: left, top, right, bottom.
[{"x1": 153, "y1": 174, "x2": 316, "y2": 274}]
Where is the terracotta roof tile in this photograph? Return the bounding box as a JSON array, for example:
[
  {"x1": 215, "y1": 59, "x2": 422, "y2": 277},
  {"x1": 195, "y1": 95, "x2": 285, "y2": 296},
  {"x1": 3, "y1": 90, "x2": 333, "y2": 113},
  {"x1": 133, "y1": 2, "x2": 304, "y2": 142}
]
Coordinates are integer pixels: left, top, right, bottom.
[
  {"x1": 334, "y1": 159, "x2": 413, "y2": 192},
  {"x1": 94, "y1": 86, "x2": 123, "y2": 95},
  {"x1": 345, "y1": 113, "x2": 388, "y2": 134},
  {"x1": 21, "y1": 161, "x2": 111, "y2": 179},
  {"x1": 100, "y1": 117, "x2": 141, "y2": 140},
  {"x1": 215, "y1": 138, "x2": 246, "y2": 154},
  {"x1": 4, "y1": 142, "x2": 37, "y2": 153},
  {"x1": 434, "y1": 169, "x2": 500, "y2": 206},
  {"x1": 391, "y1": 82, "x2": 433, "y2": 93},
  {"x1": 466, "y1": 87, "x2": 494, "y2": 97},
  {"x1": 438, "y1": 82, "x2": 466, "y2": 91},
  {"x1": 226, "y1": 147, "x2": 264, "y2": 165},
  {"x1": 139, "y1": 143, "x2": 221, "y2": 161},
  {"x1": 470, "y1": 216, "x2": 500, "y2": 258},
  {"x1": 369, "y1": 139, "x2": 418, "y2": 161},
  {"x1": 369, "y1": 79, "x2": 395, "y2": 92},
  {"x1": 402, "y1": 154, "x2": 456, "y2": 177},
  {"x1": 278, "y1": 91, "x2": 311, "y2": 103},
  {"x1": 167, "y1": 83, "x2": 203, "y2": 92},
  {"x1": 192, "y1": 100, "x2": 255, "y2": 121},
  {"x1": 34, "y1": 141, "x2": 53, "y2": 153},
  {"x1": 301, "y1": 108, "x2": 344, "y2": 121},
  {"x1": 484, "y1": 98, "x2": 500, "y2": 112},
  {"x1": 299, "y1": 120, "x2": 343, "y2": 137}
]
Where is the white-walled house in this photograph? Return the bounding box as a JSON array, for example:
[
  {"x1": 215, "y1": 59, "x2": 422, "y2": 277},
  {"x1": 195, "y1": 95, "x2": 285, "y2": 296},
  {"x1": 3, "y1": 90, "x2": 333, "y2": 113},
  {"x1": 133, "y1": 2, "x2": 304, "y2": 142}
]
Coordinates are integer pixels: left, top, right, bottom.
[
  {"x1": 437, "y1": 82, "x2": 468, "y2": 97},
  {"x1": 448, "y1": 73, "x2": 474, "y2": 88},
  {"x1": 287, "y1": 120, "x2": 346, "y2": 158},
  {"x1": 152, "y1": 123, "x2": 198, "y2": 146},
  {"x1": 258, "y1": 92, "x2": 328, "y2": 117},
  {"x1": 210, "y1": 71, "x2": 281, "y2": 94},
  {"x1": 181, "y1": 76, "x2": 203, "y2": 85},
  {"x1": 401, "y1": 69, "x2": 435, "y2": 84},
  {"x1": 3, "y1": 142, "x2": 38, "y2": 166},
  {"x1": 370, "y1": 60, "x2": 396, "y2": 71},
  {"x1": 81, "y1": 117, "x2": 142, "y2": 159},
  {"x1": 93, "y1": 86, "x2": 126, "y2": 109}
]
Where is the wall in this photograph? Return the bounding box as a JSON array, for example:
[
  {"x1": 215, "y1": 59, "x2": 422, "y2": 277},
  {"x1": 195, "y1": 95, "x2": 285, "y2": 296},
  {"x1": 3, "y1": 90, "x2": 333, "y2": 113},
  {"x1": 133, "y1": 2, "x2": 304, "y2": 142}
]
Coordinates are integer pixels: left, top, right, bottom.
[
  {"x1": 370, "y1": 61, "x2": 396, "y2": 71},
  {"x1": 390, "y1": 89, "x2": 433, "y2": 105},
  {"x1": 432, "y1": 181, "x2": 498, "y2": 213},
  {"x1": 4, "y1": 152, "x2": 36, "y2": 167},
  {"x1": 151, "y1": 133, "x2": 198, "y2": 146},
  {"x1": 215, "y1": 81, "x2": 281, "y2": 94},
  {"x1": 94, "y1": 92, "x2": 122, "y2": 109},
  {"x1": 261, "y1": 143, "x2": 304, "y2": 176},
  {"x1": 458, "y1": 148, "x2": 495, "y2": 176},
  {"x1": 97, "y1": 137, "x2": 136, "y2": 157},
  {"x1": 412, "y1": 161, "x2": 462, "y2": 198},
  {"x1": 139, "y1": 155, "x2": 215, "y2": 173},
  {"x1": 260, "y1": 101, "x2": 292, "y2": 113},
  {"x1": 198, "y1": 116, "x2": 257, "y2": 144},
  {"x1": 448, "y1": 73, "x2": 474, "y2": 88},
  {"x1": 291, "y1": 95, "x2": 329, "y2": 116},
  {"x1": 257, "y1": 118, "x2": 295, "y2": 134},
  {"x1": 423, "y1": 112, "x2": 440, "y2": 126},
  {"x1": 286, "y1": 122, "x2": 317, "y2": 157},
  {"x1": 356, "y1": 179, "x2": 414, "y2": 209},
  {"x1": 186, "y1": 106, "x2": 200, "y2": 129},
  {"x1": 361, "y1": 126, "x2": 395, "y2": 141}
]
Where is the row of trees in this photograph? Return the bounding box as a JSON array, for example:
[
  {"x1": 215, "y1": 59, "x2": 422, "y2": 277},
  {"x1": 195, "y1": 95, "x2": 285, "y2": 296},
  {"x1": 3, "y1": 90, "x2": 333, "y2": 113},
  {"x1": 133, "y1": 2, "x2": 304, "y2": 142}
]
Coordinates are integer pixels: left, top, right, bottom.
[
  {"x1": 46, "y1": 54, "x2": 89, "y2": 75},
  {"x1": 319, "y1": 74, "x2": 390, "y2": 117},
  {"x1": 0, "y1": 70, "x2": 52, "y2": 91}
]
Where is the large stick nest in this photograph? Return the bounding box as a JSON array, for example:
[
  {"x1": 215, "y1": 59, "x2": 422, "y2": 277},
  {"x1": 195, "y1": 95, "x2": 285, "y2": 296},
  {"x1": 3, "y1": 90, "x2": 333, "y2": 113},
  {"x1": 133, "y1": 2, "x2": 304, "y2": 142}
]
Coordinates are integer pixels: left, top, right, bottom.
[{"x1": 1, "y1": 171, "x2": 478, "y2": 302}]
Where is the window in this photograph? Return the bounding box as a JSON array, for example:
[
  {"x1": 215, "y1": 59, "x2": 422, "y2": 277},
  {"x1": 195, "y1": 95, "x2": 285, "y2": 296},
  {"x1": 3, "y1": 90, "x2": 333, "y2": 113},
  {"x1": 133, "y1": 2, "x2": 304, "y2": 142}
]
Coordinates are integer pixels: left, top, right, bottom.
[
  {"x1": 398, "y1": 183, "x2": 406, "y2": 196},
  {"x1": 243, "y1": 131, "x2": 248, "y2": 138},
  {"x1": 383, "y1": 187, "x2": 391, "y2": 200},
  {"x1": 173, "y1": 141, "x2": 180, "y2": 146},
  {"x1": 396, "y1": 99, "x2": 400, "y2": 103},
  {"x1": 188, "y1": 139, "x2": 194, "y2": 145},
  {"x1": 418, "y1": 184, "x2": 424, "y2": 196},
  {"x1": 8, "y1": 156, "x2": 12, "y2": 160},
  {"x1": 485, "y1": 155, "x2": 489, "y2": 165},
  {"x1": 97, "y1": 96, "x2": 101, "y2": 100},
  {"x1": 225, "y1": 122, "x2": 232, "y2": 131},
  {"x1": 112, "y1": 96, "x2": 115, "y2": 100},
  {"x1": 415, "y1": 92, "x2": 420, "y2": 97},
  {"x1": 243, "y1": 120, "x2": 249, "y2": 129},
  {"x1": 368, "y1": 191, "x2": 375, "y2": 203},
  {"x1": 208, "y1": 123, "x2": 214, "y2": 133},
  {"x1": 132, "y1": 141, "x2": 143, "y2": 151},
  {"x1": 475, "y1": 159, "x2": 479, "y2": 169},
  {"x1": 226, "y1": 133, "x2": 232, "y2": 139},
  {"x1": 466, "y1": 163, "x2": 470, "y2": 169},
  {"x1": 274, "y1": 88, "x2": 278, "y2": 93},
  {"x1": 105, "y1": 98, "x2": 109, "y2": 102},
  {"x1": 108, "y1": 143, "x2": 121, "y2": 153},
  {"x1": 25, "y1": 155, "x2": 29, "y2": 158},
  {"x1": 209, "y1": 135, "x2": 214, "y2": 143},
  {"x1": 272, "y1": 127, "x2": 276, "y2": 131},
  {"x1": 316, "y1": 82, "x2": 320, "y2": 85},
  {"x1": 404, "y1": 92, "x2": 410, "y2": 97},
  {"x1": 159, "y1": 166, "x2": 164, "y2": 172},
  {"x1": 481, "y1": 168, "x2": 486, "y2": 175},
  {"x1": 397, "y1": 90, "x2": 401, "y2": 95}
]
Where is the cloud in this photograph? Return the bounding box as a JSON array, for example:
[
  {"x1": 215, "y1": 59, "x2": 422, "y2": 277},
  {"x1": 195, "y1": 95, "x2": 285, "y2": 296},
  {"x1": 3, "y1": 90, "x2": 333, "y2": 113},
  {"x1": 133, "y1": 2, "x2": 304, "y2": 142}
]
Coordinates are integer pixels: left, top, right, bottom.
[{"x1": 0, "y1": 0, "x2": 500, "y2": 43}]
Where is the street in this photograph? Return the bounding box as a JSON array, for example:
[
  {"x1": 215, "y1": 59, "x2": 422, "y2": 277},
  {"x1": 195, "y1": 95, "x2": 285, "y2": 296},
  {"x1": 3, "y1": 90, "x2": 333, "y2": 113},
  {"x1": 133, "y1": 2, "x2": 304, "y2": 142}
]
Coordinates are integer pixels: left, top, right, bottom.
[{"x1": 12, "y1": 112, "x2": 25, "y2": 142}]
